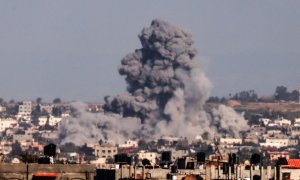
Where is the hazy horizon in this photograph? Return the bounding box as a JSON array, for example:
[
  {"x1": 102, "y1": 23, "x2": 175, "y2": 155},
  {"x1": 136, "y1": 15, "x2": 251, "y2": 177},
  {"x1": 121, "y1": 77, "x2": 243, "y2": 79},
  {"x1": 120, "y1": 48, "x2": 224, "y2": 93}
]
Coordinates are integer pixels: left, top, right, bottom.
[{"x1": 0, "y1": 1, "x2": 299, "y2": 102}]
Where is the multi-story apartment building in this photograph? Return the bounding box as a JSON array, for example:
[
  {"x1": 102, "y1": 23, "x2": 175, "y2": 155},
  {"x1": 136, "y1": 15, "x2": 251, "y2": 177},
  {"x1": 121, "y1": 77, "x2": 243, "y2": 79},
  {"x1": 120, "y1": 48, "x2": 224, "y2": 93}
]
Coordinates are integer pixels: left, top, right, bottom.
[
  {"x1": 94, "y1": 144, "x2": 118, "y2": 159},
  {"x1": 18, "y1": 101, "x2": 32, "y2": 116}
]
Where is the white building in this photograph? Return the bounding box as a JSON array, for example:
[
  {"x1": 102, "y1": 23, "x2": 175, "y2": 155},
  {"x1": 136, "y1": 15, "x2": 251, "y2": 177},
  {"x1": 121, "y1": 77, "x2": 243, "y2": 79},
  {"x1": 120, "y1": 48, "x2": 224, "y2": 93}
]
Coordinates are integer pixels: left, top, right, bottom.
[
  {"x1": 260, "y1": 138, "x2": 289, "y2": 148},
  {"x1": 119, "y1": 139, "x2": 138, "y2": 148},
  {"x1": 0, "y1": 106, "x2": 6, "y2": 113},
  {"x1": 137, "y1": 150, "x2": 157, "y2": 165},
  {"x1": 294, "y1": 118, "x2": 300, "y2": 127},
  {"x1": 61, "y1": 112, "x2": 70, "y2": 118},
  {"x1": 48, "y1": 116, "x2": 62, "y2": 126},
  {"x1": 38, "y1": 116, "x2": 48, "y2": 126},
  {"x1": 260, "y1": 118, "x2": 271, "y2": 126},
  {"x1": 0, "y1": 118, "x2": 17, "y2": 132},
  {"x1": 274, "y1": 118, "x2": 292, "y2": 126},
  {"x1": 220, "y1": 138, "x2": 242, "y2": 145},
  {"x1": 18, "y1": 101, "x2": 32, "y2": 116}
]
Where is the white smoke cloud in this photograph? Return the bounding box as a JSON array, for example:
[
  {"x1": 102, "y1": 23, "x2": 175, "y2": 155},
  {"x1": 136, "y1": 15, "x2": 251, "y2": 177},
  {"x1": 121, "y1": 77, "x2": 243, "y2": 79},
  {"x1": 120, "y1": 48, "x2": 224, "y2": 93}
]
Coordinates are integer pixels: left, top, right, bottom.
[
  {"x1": 59, "y1": 102, "x2": 141, "y2": 145},
  {"x1": 59, "y1": 18, "x2": 249, "y2": 145}
]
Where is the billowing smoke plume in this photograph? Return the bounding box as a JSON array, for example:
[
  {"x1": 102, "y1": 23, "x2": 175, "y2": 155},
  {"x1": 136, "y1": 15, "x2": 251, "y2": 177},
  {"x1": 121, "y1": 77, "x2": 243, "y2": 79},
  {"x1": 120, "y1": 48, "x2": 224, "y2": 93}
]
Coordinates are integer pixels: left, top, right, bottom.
[
  {"x1": 104, "y1": 18, "x2": 249, "y2": 139},
  {"x1": 59, "y1": 18, "x2": 249, "y2": 145},
  {"x1": 59, "y1": 102, "x2": 141, "y2": 145}
]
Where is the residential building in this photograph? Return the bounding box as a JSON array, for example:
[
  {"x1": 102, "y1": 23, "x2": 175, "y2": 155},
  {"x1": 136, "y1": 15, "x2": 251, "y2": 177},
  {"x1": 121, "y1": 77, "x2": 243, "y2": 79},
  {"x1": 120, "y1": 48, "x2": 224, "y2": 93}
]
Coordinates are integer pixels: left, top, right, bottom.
[
  {"x1": 137, "y1": 150, "x2": 157, "y2": 165},
  {"x1": 94, "y1": 144, "x2": 118, "y2": 159},
  {"x1": 274, "y1": 118, "x2": 292, "y2": 126},
  {"x1": 291, "y1": 126, "x2": 300, "y2": 137},
  {"x1": 48, "y1": 116, "x2": 62, "y2": 126},
  {"x1": 268, "y1": 152, "x2": 290, "y2": 161},
  {"x1": 119, "y1": 139, "x2": 138, "y2": 148},
  {"x1": 0, "y1": 106, "x2": 6, "y2": 113},
  {"x1": 38, "y1": 116, "x2": 47, "y2": 126},
  {"x1": 13, "y1": 134, "x2": 33, "y2": 143},
  {"x1": 260, "y1": 118, "x2": 271, "y2": 126},
  {"x1": 0, "y1": 118, "x2": 17, "y2": 132},
  {"x1": 18, "y1": 101, "x2": 32, "y2": 116},
  {"x1": 220, "y1": 138, "x2": 242, "y2": 145},
  {"x1": 260, "y1": 138, "x2": 289, "y2": 148}
]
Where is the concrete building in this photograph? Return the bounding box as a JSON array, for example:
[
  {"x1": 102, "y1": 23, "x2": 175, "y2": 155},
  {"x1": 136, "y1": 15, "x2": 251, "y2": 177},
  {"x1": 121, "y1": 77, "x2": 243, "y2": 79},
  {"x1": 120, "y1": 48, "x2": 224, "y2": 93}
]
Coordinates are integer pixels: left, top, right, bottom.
[
  {"x1": 38, "y1": 116, "x2": 47, "y2": 126},
  {"x1": 0, "y1": 105, "x2": 6, "y2": 112},
  {"x1": 288, "y1": 139, "x2": 298, "y2": 146},
  {"x1": 260, "y1": 118, "x2": 271, "y2": 126},
  {"x1": 291, "y1": 126, "x2": 300, "y2": 137},
  {"x1": 119, "y1": 139, "x2": 138, "y2": 148},
  {"x1": 0, "y1": 118, "x2": 17, "y2": 132},
  {"x1": 137, "y1": 150, "x2": 157, "y2": 165},
  {"x1": 294, "y1": 118, "x2": 300, "y2": 127},
  {"x1": 250, "y1": 125, "x2": 266, "y2": 136},
  {"x1": 171, "y1": 149, "x2": 189, "y2": 162},
  {"x1": 274, "y1": 118, "x2": 292, "y2": 126},
  {"x1": 260, "y1": 138, "x2": 289, "y2": 148},
  {"x1": 280, "y1": 159, "x2": 300, "y2": 180},
  {"x1": 94, "y1": 144, "x2": 118, "y2": 159},
  {"x1": 268, "y1": 151, "x2": 290, "y2": 161},
  {"x1": 48, "y1": 115, "x2": 62, "y2": 126},
  {"x1": 41, "y1": 131, "x2": 59, "y2": 140},
  {"x1": 18, "y1": 101, "x2": 33, "y2": 116},
  {"x1": 13, "y1": 134, "x2": 33, "y2": 144},
  {"x1": 220, "y1": 138, "x2": 242, "y2": 145},
  {"x1": 244, "y1": 133, "x2": 259, "y2": 144}
]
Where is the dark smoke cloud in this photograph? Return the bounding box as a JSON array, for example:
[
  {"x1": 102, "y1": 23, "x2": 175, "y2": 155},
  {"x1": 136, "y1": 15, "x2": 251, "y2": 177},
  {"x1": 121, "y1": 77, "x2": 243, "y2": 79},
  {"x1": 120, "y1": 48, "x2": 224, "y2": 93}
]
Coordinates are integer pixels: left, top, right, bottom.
[
  {"x1": 59, "y1": 18, "x2": 249, "y2": 145},
  {"x1": 104, "y1": 18, "x2": 197, "y2": 121},
  {"x1": 104, "y1": 18, "x2": 248, "y2": 139}
]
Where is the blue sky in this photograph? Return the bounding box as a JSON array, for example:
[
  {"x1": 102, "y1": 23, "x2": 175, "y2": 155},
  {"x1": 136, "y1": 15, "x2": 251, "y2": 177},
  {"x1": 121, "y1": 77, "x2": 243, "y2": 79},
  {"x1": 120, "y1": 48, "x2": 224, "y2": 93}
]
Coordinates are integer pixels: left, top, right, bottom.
[{"x1": 0, "y1": 1, "x2": 299, "y2": 102}]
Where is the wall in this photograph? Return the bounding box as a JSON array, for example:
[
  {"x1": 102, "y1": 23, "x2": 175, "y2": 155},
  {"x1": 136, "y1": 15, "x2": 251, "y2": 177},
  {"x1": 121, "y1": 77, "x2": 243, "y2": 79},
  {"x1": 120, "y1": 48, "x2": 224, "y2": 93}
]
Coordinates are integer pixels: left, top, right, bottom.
[{"x1": 0, "y1": 164, "x2": 95, "y2": 180}]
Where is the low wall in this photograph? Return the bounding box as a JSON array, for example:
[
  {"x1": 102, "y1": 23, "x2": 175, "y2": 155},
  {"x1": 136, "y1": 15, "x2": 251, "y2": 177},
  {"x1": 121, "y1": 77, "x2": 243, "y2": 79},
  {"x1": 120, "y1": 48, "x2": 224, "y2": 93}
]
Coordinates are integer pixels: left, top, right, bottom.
[{"x1": 0, "y1": 164, "x2": 95, "y2": 180}]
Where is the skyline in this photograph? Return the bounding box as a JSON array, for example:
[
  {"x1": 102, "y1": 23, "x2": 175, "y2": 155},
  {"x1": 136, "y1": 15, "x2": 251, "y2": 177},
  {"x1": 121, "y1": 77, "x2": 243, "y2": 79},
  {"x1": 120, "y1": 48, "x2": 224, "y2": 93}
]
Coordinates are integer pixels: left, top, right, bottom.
[{"x1": 0, "y1": 1, "x2": 299, "y2": 102}]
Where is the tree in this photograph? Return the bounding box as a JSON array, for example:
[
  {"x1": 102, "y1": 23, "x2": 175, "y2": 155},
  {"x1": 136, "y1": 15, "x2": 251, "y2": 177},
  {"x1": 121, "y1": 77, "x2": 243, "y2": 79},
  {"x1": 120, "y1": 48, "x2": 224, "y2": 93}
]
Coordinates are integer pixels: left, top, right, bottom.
[
  {"x1": 53, "y1": 98, "x2": 61, "y2": 104},
  {"x1": 20, "y1": 151, "x2": 38, "y2": 163},
  {"x1": 52, "y1": 107, "x2": 62, "y2": 117},
  {"x1": 289, "y1": 90, "x2": 299, "y2": 102},
  {"x1": 274, "y1": 86, "x2": 288, "y2": 101},
  {"x1": 10, "y1": 141, "x2": 23, "y2": 157},
  {"x1": 232, "y1": 90, "x2": 258, "y2": 102},
  {"x1": 207, "y1": 96, "x2": 220, "y2": 103},
  {"x1": 36, "y1": 97, "x2": 42, "y2": 104}
]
